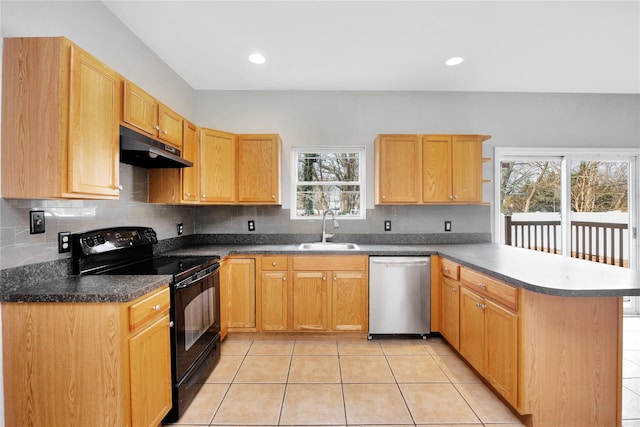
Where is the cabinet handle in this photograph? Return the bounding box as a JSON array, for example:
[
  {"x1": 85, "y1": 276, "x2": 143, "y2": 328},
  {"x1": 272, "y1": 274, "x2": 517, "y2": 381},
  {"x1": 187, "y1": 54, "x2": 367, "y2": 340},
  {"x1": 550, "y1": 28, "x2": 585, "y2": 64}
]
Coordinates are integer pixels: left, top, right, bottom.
[
  {"x1": 322, "y1": 276, "x2": 326, "y2": 281},
  {"x1": 451, "y1": 287, "x2": 457, "y2": 292},
  {"x1": 449, "y1": 195, "x2": 453, "y2": 200},
  {"x1": 475, "y1": 302, "x2": 486, "y2": 310},
  {"x1": 169, "y1": 321, "x2": 174, "y2": 327},
  {"x1": 271, "y1": 195, "x2": 276, "y2": 199},
  {"x1": 333, "y1": 277, "x2": 337, "y2": 281},
  {"x1": 186, "y1": 192, "x2": 191, "y2": 197},
  {"x1": 444, "y1": 267, "x2": 450, "y2": 273},
  {"x1": 202, "y1": 194, "x2": 206, "y2": 198},
  {"x1": 382, "y1": 195, "x2": 386, "y2": 200},
  {"x1": 272, "y1": 261, "x2": 277, "y2": 266},
  {"x1": 154, "y1": 125, "x2": 160, "y2": 131},
  {"x1": 162, "y1": 129, "x2": 168, "y2": 135},
  {"x1": 152, "y1": 304, "x2": 161, "y2": 311},
  {"x1": 282, "y1": 277, "x2": 286, "y2": 281},
  {"x1": 478, "y1": 282, "x2": 485, "y2": 289},
  {"x1": 453, "y1": 195, "x2": 458, "y2": 199}
]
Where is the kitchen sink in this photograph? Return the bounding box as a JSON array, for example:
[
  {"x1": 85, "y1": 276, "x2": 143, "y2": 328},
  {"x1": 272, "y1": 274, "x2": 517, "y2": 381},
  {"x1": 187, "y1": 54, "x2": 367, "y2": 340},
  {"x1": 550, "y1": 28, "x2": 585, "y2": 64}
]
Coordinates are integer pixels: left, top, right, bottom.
[{"x1": 298, "y1": 242, "x2": 360, "y2": 251}]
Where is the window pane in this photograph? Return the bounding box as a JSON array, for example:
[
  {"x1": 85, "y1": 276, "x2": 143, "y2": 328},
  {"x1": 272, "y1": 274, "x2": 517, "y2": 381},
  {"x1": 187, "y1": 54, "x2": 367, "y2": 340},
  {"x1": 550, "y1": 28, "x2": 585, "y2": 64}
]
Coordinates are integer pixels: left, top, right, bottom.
[
  {"x1": 297, "y1": 152, "x2": 360, "y2": 183},
  {"x1": 500, "y1": 160, "x2": 562, "y2": 254},
  {"x1": 570, "y1": 160, "x2": 629, "y2": 267},
  {"x1": 296, "y1": 185, "x2": 360, "y2": 217}
]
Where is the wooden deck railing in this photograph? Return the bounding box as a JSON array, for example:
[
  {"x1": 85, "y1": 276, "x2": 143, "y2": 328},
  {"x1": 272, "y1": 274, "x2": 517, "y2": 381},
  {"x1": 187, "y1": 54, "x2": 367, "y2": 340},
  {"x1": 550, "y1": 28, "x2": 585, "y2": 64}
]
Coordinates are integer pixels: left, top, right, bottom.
[{"x1": 504, "y1": 216, "x2": 628, "y2": 267}]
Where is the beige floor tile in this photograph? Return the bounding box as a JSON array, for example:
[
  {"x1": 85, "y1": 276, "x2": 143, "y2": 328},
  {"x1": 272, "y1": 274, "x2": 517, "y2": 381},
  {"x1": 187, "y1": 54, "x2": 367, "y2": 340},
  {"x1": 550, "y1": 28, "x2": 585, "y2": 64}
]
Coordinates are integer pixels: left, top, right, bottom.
[
  {"x1": 425, "y1": 337, "x2": 457, "y2": 356},
  {"x1": 220, "y1": 339, "x2": 252, "y2": 356},
  {"x1": 248, "y1": 340, "x2": 294, "y2": 355},
  {"x1": 280, "y1": 383, "x2": 346, "y2": 425},
  {"x1": 340, "y1": 355, "x2": 395, "y2": 383},
  {"x1": 293, "y1": 340, "x2": 338, "y2": 355},
  {"x1": 417, "y1": 425, "x2": 482, "y2": 427},
  {"x1": 484, "y1": 424, "x2": 526, "y2": 427},
  {"x1": 387, "y1": 355, "x2": 449, "y2": 383},
  {"x1": 343, "y1": 383, "x2": 413, "y2": 425},
  {"x1": 173, "y1": 383, "x2": 229, "y2": 425},
  {"x1": 431, "y1": 354, "x2": 482, "y2": 383},
  {"x1": 288, "y1": 355, "x2": 341, "y2": 383},
  {"x1": 211, "y1": 383, "x2": 285, "y2": 425},
  {"x1": 454, "y1": 382, "x2": 522, "y2": 424},
  {"x1": 379, "y1": 339, "x2": 429, "y2": 355},
  {"x1": 202, "y1": 355, "x2": 244, "y2": 383},
  {"x1": 234, "y1": 355, "x2": 291, "y2": 383},
  {"x1": 338, "y1": 340, "x2": 384, "y2": 355},
  {"x1": 400, "y1": 383, "x2": 479, "y2": 424}
]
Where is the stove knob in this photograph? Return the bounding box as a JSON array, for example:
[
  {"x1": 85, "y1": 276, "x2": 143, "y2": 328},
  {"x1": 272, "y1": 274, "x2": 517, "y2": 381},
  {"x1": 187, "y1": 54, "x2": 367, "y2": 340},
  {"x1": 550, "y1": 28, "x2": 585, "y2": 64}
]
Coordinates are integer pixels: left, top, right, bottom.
[
  {"x1": 96, "y1": 235, "x2": 105, "y2": 245},
  {"x1": 85, "y1": 237, "x2": 95, "y2": 247}
]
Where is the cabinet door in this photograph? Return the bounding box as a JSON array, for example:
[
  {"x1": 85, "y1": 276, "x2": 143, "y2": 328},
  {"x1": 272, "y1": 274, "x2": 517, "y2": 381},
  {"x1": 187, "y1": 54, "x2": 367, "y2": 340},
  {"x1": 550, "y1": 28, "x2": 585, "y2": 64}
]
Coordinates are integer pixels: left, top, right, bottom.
[
  {"x1": 129, "y1": 314, "x2": 173, "y2": 427},
  {"x1": 225, "y1": 258, "x2": 256, "y2": 328},
  {"x1": 422, "y1": 135, "x2": 452, "y2": 203},
  {"x1": 261, "y1": 271, "x2": 288, "y2": 331},
  {"x1": 67, "y1": 45, "x2": 120, "y2": 197},
  {"x1": 122, "y1": 80, "x2": 159, "y2": 136},
  {"x1": 485, "y1": 299, "x2": 518, "y2": 406},
  {"x1": 292, "y1": 271, "x2": 329, "y2": 331},
  {"x1": 452, "y1": 135, "x2": 483, "y2": 203},
  {"x1": 375, "y1": 135, "x2": 421, "y2": 204},
  {"x1": 237, "y1": 135, "x2": 281, "y2": 204},
  {"x1": 158, "y1": 104, "x2": 183, "y2": 148},
  {"x1": 441, "y1": 277, "x2": 460, "y2": 349},
  {"x1": 200, "y1": 128, "x2": 236, "y2": 203},
  {"x1": 459, "y1": 286, "x2": 485, "y2": 373},
  {"x1": 331, "y1": 270, "x2": 367, "y2": 331},
  {"x1": 181, "y1": 121, "x2": 200, "y2": 202}
]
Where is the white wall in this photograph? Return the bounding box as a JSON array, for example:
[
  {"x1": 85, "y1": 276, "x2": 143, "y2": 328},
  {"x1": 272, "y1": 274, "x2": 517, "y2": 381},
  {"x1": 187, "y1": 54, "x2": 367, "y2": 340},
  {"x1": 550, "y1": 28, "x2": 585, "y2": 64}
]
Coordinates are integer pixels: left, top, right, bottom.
[{"x1": 193, "y1": 90, "x2": 640, "y2": 209}]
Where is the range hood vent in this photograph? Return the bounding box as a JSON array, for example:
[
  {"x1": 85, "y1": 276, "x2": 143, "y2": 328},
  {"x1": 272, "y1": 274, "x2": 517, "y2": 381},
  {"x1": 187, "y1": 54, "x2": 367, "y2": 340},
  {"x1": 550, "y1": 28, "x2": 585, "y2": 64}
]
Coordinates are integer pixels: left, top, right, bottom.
[{"x1": 119, "y1": 125, "x2": 193, "y2": 168}]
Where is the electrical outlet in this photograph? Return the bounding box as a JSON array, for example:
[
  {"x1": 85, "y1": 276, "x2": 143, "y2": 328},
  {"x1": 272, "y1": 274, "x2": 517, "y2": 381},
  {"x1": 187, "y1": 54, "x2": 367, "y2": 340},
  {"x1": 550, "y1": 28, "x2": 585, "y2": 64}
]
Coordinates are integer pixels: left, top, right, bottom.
[
  {"x1": 444, "y1": 221, "x2": 452, "y2": 232},
  {"x1": 58, "y1": 232, "x2": 71, "y2": 253},
  {"x1": 30, "y1": 210, "x2": 45, "y2": 234},
  {"x1": 248, "y1": 220, "x2": 255, "y2": 231},
  {"x1": 384, "y1": 220, "x2": 392, "y2": 231},
  {"x1": 177, "y1": 223, "x2": 183, "y2": 235}
]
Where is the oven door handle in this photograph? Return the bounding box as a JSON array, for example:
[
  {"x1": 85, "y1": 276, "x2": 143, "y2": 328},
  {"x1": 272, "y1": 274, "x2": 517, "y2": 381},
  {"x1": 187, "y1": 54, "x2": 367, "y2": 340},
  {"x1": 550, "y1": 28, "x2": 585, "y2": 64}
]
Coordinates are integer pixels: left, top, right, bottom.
[{"x1": 175, "y1": 264, "x2": 219, "y2": 289}]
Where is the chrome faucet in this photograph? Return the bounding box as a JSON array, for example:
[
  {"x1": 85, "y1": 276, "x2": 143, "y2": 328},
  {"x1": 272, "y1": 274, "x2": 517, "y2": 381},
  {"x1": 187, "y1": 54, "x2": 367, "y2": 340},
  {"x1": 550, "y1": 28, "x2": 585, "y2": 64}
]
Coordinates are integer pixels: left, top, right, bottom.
[{"x1": 321, "y1": 210, "x2": 339, "y2": 243}]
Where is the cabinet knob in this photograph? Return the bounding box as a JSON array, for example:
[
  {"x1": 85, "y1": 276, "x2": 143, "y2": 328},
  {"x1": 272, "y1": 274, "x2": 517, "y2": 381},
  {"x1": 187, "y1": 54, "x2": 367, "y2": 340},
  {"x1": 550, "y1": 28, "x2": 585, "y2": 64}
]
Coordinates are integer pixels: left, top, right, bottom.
[
  {"x1": 152, "y1": 304, "x2": 161, "y2": 311},
  {"x1": 169, "y1": 321, "x2": 174, "y2": 327},
  {"x1": 162, "y1": 129, "x2": 168, "y2": 135},
  {"x1": 382, "y1": 195, "x2": 386, "y2": 200},
  {"x1": 272, "y1": 261, "x2": 277, "y2": 266},
  {"x1": 444, "y1": 267, "x2": 450, "y2": 273},
  {"x1": 282, "y1": 277, "x2": 287, "y2": 281},
  {"x1": 333, "y1": 277, "x2": 337, "y2": 281},
  {"x1": 186, "y1": 192, "x2": 191, "y2": 197},
  {"x1": 271, "y1": 195, "x2": 276, "y2": 199},
  {"x1": 453, "y1": 195, "x2": 458, "y2": 199},
  {"x1": 202, "y1": 194, "x2": 206, "y2": 198},
  {"x1": 451, "y1": 287, "x2": 457, "y2": 292},
  {"x1": 449, "y1": 195, "x2": 453, "y2": 200},
  {"x1": 322, "y1": 276, "x2": 326, "y2": 281},
  {"x1": 478, "y1": 282, "x2": 485, "y2": 289},
  {"x1": 154, "y1": 125, "x2": 160, "y2": 131}
]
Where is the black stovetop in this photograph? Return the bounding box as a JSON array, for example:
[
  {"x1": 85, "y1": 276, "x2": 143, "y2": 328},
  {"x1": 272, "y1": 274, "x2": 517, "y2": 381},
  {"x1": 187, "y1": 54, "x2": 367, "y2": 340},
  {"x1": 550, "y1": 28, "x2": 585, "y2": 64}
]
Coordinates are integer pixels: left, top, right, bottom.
[{"x1": 99, "y1": 255, "x2": 220, "y2": 277}]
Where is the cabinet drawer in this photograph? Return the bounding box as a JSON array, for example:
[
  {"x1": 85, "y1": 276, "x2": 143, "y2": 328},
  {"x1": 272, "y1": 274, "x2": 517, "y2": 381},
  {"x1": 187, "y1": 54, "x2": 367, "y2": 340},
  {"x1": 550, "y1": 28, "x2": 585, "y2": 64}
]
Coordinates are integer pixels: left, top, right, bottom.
[
  {"x1": 292, "y1": 255, "x2": 367, "y2": 271},
  {"x1": 261, "y1": 255, "x2": 289, "y2": 271},
  {"x1": 461, "y1": 268, "x2": 518, "y2": 311},
  {"x1": 441, "y1": 258, "x2": 460, "y2": 280},
  {"x1": 129, "y1": 286, "x2": 170, "y2": 332}
]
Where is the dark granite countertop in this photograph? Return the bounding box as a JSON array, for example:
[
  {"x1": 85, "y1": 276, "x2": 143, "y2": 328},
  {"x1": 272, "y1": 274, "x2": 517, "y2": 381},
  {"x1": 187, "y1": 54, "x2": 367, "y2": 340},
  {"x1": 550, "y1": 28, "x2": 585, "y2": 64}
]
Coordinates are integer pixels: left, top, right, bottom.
[
  {"x1": 163, "y1": 242, "x2": 640, "y2": 298},
  {"x1": 1, "y1": 274, "x2": 171, "y2": 303}
]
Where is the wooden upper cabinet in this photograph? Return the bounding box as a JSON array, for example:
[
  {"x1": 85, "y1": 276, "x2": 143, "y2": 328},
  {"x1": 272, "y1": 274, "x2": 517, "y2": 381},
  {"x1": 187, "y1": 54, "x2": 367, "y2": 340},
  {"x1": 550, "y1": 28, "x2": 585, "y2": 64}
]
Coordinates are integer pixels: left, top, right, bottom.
[
  {"x1": 181, "y1": 121, "x2": 200, "y2": 202},
  {"x1": 375, "y1": 133, "x2": 490, "y2": 205},
  {"x1": 375, "y1": 134, "x2": 422, "y2": 204},
  {"x1": 200, "y1": 128, "x2": 237, "y2": 203},
  {"x1": 122, "y1": 80, "x2": 183, "y2": 149},
  {"x1": 1, "y1": 37, "x2": 120, "y2": 199},
  {"x1": 237, "y1": 134, "x2": 282, "y2": 204}
]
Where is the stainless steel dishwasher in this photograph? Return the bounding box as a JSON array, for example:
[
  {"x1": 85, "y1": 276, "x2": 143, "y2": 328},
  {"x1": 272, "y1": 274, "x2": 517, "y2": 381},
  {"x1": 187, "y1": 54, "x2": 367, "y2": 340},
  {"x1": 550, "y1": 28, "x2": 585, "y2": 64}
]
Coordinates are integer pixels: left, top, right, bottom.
[{"x1": 368, "y1": 256, "x2": 431, "y2": 339}]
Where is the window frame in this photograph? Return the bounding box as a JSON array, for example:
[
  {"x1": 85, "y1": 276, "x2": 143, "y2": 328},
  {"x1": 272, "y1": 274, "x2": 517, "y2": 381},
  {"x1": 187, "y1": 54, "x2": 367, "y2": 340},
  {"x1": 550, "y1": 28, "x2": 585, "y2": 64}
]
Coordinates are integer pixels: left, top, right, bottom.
[{"x1": 290, "y1": 146, "x2": 366, "y2": 220}]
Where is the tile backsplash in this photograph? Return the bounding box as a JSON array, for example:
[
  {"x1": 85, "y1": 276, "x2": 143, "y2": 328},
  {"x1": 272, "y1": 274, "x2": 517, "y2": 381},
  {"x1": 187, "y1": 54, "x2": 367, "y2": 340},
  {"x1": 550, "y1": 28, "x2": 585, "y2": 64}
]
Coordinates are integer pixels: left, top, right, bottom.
[{"x1": 0, "y1": 164, "x2": 491, "y2": 270}]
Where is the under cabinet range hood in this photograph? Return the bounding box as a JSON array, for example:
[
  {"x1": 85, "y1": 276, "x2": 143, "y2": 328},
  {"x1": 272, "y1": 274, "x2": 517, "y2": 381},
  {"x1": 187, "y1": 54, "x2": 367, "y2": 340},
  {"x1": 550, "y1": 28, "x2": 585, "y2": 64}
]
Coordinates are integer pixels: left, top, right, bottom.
[{"x1": 119, "y1": 125, "x2": 193, "y2": 168}]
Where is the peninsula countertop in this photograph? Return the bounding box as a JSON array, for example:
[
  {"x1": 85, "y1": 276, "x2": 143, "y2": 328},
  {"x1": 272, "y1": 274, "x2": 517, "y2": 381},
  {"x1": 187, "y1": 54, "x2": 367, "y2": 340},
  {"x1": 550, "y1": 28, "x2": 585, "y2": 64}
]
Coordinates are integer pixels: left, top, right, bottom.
[{"x1": 163, "y1": 242, "x2": 640, "y2": 298}]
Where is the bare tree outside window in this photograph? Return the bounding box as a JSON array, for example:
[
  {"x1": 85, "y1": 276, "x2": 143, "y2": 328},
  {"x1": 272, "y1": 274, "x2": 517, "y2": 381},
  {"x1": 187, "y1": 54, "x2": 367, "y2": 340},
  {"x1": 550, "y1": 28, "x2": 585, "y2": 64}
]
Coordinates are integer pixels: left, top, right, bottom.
[{"x1": 294, "y1": 149, "x2": 364, "y2": 219}]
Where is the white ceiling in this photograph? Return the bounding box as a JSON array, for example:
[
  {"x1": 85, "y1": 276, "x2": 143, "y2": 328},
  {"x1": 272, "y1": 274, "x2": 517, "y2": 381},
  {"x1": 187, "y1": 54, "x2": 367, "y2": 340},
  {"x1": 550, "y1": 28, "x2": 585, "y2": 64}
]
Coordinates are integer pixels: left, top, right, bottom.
[{"x1": 102, "y1": 1, "x2": 640, "y2": 94}]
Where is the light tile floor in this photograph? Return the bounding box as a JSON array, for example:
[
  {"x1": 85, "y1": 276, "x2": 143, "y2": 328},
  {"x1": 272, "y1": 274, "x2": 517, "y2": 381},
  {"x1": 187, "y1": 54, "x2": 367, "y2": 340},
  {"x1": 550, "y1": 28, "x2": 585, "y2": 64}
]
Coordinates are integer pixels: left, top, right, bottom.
[{"x1": 165, "y1": 316, "x2": 640, "y2": 427}]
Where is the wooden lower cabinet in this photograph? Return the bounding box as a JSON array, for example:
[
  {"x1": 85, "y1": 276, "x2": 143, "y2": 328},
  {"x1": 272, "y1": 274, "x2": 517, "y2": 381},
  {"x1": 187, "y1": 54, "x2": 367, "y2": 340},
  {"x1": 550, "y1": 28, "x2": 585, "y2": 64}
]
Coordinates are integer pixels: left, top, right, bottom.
[
  {"x1": 259, "y1": 255, "x2": 290, "y2": 331},
  {"x1": 440, "y1": 276, "x2": 460, "y2": 349},
  {"x1": 222, "y1": 257, "x2": 256, "y2": 331},
  {"x1": 332, "y1": 270, "x2": 368, "y2": 331},
  {"x1": 1, "y1": 286, "x2": 172, "y2": 427},
  {"x1": 459, "y1": 286, "x2": 487, "y2": 371},
  {"x1": 292, "y1": 270, "x2": 330, "y2": 331}
]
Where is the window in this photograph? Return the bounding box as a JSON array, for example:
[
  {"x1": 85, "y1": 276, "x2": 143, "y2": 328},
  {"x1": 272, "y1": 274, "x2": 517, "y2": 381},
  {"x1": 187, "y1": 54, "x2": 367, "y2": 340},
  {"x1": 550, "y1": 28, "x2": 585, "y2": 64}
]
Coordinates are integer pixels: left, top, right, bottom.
[
  {"x1": 291, "y1": 147, "x2": 365, "y2": 219},
  {"x1": 495, "y1": 147, "x2": 639, "y2": 314}
]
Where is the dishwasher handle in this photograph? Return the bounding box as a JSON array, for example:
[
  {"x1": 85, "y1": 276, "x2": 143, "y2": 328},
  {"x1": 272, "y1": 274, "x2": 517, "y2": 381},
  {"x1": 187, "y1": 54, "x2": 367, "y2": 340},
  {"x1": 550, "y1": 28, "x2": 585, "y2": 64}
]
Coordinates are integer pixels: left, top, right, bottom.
[{"x1": 369, "y1": 257, "x2": 430, "y2": 267}]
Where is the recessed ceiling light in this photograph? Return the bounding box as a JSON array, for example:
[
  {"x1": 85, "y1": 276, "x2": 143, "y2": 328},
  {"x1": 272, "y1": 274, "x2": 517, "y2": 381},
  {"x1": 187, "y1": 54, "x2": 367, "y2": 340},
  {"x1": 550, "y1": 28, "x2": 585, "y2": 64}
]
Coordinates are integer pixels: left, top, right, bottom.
[
  {"x1": 445, "y1": 57, "x2": 464, "y2": 66},
  {"x1": 248, "y1": 53, "x2": 266, "y2": 65}
]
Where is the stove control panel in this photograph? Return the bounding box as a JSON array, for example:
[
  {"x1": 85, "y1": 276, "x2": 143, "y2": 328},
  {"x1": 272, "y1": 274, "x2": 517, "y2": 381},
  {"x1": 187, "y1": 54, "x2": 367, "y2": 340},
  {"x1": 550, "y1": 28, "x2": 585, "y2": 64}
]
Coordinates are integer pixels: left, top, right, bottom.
[{"x1": 72, "y1": 227, "x2": 158, "y2": 257}]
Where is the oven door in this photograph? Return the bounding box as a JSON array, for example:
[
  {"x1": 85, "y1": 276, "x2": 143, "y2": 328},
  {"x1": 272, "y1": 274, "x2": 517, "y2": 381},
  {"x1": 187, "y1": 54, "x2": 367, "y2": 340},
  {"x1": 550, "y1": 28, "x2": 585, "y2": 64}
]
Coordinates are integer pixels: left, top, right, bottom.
[{"x1": 173, "y1": 264, "x2": 220, "y2": 381}]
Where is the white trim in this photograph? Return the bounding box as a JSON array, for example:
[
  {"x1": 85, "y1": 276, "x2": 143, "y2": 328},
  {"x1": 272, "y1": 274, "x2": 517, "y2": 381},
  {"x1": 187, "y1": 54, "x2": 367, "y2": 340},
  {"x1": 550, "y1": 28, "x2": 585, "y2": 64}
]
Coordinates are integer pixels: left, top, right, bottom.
[{"x1": 290, "y1": 146, "x2": 366, "y2": 220}]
